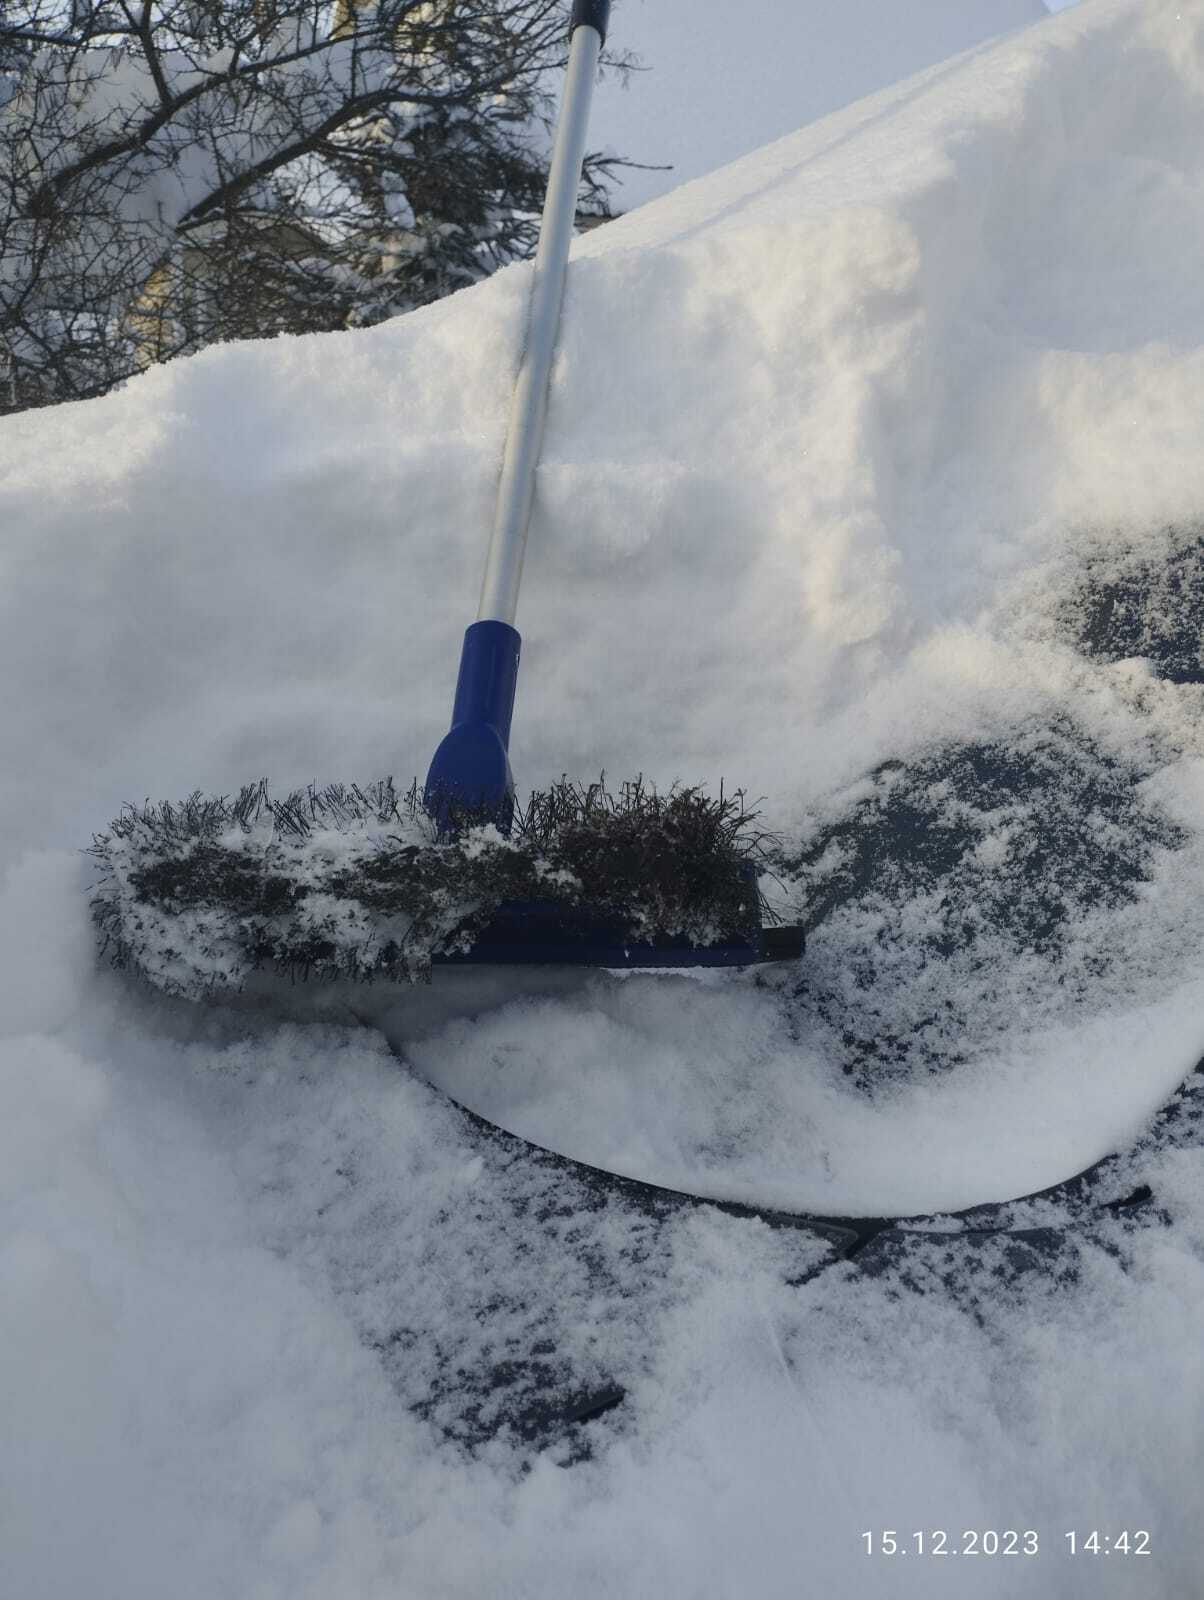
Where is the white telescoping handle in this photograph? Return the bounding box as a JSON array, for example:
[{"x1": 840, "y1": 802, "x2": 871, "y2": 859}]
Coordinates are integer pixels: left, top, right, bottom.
[{"x1": 476, "y1": 17, "x2": 603, "y2": 626}]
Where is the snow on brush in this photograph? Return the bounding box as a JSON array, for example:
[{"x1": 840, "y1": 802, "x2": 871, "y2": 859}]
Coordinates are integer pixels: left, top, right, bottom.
[{"x1": 5, "y1": 0, "x2": 1204, "y2": 1593}]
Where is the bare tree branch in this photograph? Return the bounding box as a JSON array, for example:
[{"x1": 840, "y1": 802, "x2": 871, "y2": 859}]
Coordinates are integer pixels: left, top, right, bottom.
[{"x1": 0, "y1": 0, "x2": 637, "y2": 412}]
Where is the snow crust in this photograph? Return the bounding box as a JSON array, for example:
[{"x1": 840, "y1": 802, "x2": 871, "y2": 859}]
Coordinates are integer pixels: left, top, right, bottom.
[{"x1": 3, "y1": 0, "x2": 1204, "y2": 1593}]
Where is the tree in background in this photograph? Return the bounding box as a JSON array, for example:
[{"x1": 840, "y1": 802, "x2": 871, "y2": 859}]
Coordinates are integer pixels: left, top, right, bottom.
[{"x1": 0, "y1": 1, "x2": 628, "y2": 413}]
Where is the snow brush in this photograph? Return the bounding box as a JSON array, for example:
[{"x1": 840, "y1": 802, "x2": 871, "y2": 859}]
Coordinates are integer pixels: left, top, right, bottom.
[{"x1": 89, "y1": 1, "x2": 803, "y2": 997}]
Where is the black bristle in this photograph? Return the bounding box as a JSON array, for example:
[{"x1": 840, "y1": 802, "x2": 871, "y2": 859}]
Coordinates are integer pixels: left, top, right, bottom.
[{"x1": 88, "y1": 775, "x2": 779, "y2": 1000}]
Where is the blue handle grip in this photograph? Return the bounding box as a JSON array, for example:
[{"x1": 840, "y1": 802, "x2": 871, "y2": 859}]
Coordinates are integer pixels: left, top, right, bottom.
[{"x1": 424, "y1": 621, "x2": 521, "y2": 833}]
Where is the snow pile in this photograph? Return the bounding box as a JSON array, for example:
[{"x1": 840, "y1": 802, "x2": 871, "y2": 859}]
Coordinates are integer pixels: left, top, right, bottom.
[
  {"x1": 4, "y1": 0, "x2": 1204, "y2": 1593},
  {"x1": 3, "y1": 0, "x2": 1204, "y2": 1211}
]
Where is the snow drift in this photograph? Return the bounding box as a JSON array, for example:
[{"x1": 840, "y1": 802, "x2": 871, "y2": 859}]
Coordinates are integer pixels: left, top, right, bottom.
[{"x1": 5, "y1": 0, "x2": 1203, "y2": 1212}]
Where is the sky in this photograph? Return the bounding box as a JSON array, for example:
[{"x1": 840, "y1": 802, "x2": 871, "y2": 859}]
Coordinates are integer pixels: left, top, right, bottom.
[{"x1": 590, "y1": 0, "x2": 1064, "y2": 211}]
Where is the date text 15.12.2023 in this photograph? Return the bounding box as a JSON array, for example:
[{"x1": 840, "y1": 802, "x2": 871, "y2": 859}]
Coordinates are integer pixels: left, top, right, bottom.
[{"x1": 862, "y1": 1531, "x2": 1152, "y2": 1557}]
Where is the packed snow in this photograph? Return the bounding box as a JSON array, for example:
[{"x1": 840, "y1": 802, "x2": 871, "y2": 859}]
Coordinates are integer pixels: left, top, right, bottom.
[{"x1": 3, "y1": 0, "x2": 1204, "y2": 1594}]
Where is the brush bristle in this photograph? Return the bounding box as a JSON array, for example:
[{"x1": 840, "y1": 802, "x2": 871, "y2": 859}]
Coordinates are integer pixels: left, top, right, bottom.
[{"x1": 89, "y1": 776, "x2": 775, "y2": 999}]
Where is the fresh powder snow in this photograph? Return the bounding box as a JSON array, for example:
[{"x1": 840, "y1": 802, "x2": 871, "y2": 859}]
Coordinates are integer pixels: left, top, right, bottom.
[{"x1": 3, "y1": 0, "x2": 1204, "y2": 1594}]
